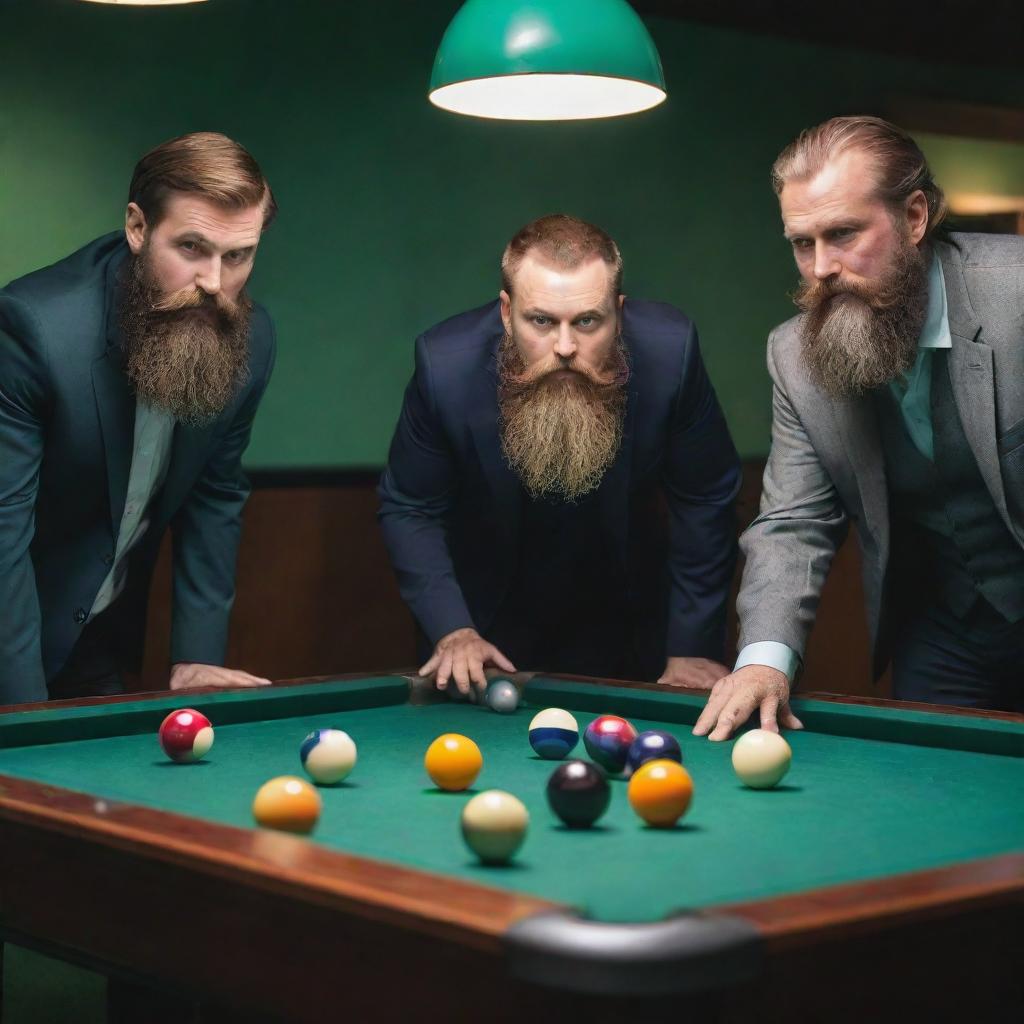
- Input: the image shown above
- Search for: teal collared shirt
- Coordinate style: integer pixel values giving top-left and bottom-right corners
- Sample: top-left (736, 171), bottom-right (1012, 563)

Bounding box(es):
top-left (88, 400), bottom-right (175, 619)
top-left (735, 256), bottom-right (951, 683)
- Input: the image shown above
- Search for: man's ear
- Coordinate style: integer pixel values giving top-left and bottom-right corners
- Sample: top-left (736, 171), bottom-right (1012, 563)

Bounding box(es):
top-left (499, 289), bottom-right (512, 334)
top-left (906, 189), bottom-right (929, 246)
top-left (125, 203), bottom-right (148, 255)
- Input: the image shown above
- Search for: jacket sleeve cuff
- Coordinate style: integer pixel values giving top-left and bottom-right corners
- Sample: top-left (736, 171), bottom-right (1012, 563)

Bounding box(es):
top-left (170, 613), bottom-right (229, 667)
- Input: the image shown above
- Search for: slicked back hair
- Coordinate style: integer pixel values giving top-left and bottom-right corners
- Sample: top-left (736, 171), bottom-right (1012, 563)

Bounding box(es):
top-left (129, 131), bottom-right (277, 230)
top-left (772, 116), bottom-right (947, 240)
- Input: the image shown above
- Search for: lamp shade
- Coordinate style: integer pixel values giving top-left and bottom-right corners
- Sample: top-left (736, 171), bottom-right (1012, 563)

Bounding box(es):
top-left (79, 1), bottom-right (207, 6)
top-left (429, 0), bottom-right (666, 121)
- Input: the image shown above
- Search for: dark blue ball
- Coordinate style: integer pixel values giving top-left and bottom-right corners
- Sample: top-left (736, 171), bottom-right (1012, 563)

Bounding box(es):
top-left (625, 730), bottom-right (682, 777)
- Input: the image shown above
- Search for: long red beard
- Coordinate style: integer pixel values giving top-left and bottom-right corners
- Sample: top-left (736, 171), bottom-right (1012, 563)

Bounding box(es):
top-left (118, 252), bottom-right (252, 424)
top-left (497, 331), bottom-right (629, 500)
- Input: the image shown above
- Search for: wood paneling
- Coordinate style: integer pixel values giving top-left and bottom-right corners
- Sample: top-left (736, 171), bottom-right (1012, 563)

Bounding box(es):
top-left (139, 463), bottom-right (886, 697)
top-left (139, 481), bottom-right (418, 689)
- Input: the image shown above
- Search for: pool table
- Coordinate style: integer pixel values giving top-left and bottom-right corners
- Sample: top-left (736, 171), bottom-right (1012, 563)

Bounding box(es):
top-left (1, 672), bottom-right (1022, 1022)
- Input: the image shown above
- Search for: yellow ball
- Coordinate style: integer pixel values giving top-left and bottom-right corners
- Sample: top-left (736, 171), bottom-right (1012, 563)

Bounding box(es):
top-left (425, 733), bottom-right (483, 791)
top-left (731, 729), bottom-right (792, 789)
top-left (252, 775), bottom-right (322, 834)
top-left (627, 758), bottom-right (694, 827)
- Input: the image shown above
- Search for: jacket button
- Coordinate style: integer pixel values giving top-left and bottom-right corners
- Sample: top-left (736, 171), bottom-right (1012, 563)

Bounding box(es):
top-left (103, 552), bottom-right (114, 566)
top-left (74, 608), bottom-right (87, 624)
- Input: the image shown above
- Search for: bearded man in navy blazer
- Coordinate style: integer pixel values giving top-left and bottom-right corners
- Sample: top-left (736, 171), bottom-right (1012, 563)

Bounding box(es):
top-left (379, 215), bottom-right (741, 693)
top-left (0, 132), bottom-right (277, 705)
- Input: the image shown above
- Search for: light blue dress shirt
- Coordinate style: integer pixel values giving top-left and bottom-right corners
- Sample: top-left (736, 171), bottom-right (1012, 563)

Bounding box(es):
top-left (88, 401), bottom-right (175, 620)
top-left (736, 256), bottom-right (952, 682)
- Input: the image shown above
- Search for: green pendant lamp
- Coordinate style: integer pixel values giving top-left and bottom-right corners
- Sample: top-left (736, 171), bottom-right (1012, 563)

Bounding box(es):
top-left (429, 0), bottom-right (666, 121)
top-left (80, 1), bottom-right (206, 6)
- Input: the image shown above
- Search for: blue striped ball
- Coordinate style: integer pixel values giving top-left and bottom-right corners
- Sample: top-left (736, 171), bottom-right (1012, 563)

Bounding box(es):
top-left (529, 708), bottom-right (579, 760)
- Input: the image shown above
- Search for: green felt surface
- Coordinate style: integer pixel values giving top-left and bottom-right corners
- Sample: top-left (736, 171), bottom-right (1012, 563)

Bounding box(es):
top-left (1, 678), bottom-right (1022, 923)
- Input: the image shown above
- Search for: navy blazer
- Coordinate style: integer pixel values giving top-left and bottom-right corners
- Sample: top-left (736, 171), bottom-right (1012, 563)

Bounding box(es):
top-left (378, 299), bottom-right (741, 672)
top-left (0, 233), bottom-right (276, 703)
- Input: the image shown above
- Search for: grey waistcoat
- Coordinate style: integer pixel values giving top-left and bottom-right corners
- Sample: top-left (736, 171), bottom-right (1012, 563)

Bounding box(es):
top-left (876, 348), bottom-right (1024, 623)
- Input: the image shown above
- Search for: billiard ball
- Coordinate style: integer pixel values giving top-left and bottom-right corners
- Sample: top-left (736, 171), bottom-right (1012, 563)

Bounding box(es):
top-left (252, 776), bottom-right (322, 834)
top-left (627, 759), bottom-right (693, 827)
top-left (732, 729), bottom-right (792, 789)
top-left (546, 759), bottom-right (610, 829)
top-left (300, 728), bottom-right (357, 785)
top-left (425, 733), bottom-right (483, 791)
top-left (485, 678), bottom-right (520, 714)
top-left (528, 708), bottom-right (579, 760)
top-left (625, 729), bottom-right (682, 777)
top-left (583, 715), bottom-right (638, 773)
top-left (158, 708), bottom-right (214, 763)
top-left (460, 790), bottom-right (529, 864)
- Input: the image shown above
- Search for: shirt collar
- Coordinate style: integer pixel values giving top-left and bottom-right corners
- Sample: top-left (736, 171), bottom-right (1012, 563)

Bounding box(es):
top-left (918, 252), bottom-right (952, 350)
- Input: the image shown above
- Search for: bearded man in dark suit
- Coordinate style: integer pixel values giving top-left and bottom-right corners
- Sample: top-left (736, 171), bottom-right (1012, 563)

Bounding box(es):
top-left (0, 132), bottom-right (277, 704)
top-left (380, 215), bottom-right (741, 694)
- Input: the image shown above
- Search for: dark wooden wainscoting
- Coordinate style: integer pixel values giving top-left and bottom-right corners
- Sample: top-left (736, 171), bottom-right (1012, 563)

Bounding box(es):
top-left (139, 463), bottom-right (888, 699)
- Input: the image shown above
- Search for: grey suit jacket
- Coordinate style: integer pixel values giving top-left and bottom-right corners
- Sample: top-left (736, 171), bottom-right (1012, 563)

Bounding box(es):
top-left (736, 233), bottom-right (1024, 678)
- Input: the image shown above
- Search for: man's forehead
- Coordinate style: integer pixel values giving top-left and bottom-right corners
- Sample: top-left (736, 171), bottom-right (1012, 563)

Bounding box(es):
top-left (512, 253), bottom-right (614, 310)
top-left (780, 149), bottom-right (881, 229)
top-left (156, 193), bottom-right (263, 247)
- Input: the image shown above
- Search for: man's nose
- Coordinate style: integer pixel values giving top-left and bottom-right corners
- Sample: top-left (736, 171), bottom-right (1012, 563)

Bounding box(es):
top-left (553, 325), bottom-right (576, 358)
top-left (195, 257), bottom-right (222, 295)
top-left (813, 242), bottom-right (841, 281)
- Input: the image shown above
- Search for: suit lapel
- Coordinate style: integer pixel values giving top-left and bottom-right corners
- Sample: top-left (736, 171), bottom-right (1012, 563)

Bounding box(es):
top-left (939, 244), bottom-right (1011, 528)
top-left (92, 347), bottom-right (135, 535)
top-left (468, 333), bottom-right (523, 549)
top-left (596, 375), bottom-right (636, 576)
top-left (833, 394), bottom-right (889, 560)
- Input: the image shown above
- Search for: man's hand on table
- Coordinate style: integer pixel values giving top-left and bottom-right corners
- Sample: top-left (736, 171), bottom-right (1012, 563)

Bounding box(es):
top-left (656, 656), bottom-right (731, 690)
top-left (170, 663), bottom-right (272, 690)
top-left (692, 664), bottom-right (803, 741)
top-left (419, 627), bottom-right (516, 696)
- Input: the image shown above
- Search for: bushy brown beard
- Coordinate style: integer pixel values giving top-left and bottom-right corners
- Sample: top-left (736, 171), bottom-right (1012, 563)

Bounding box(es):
top-left (497, 330), bottom-right (629, 501)
top-left (118, 249), bottom-right (252, 425)
top-left (794, 235), bottom-right (929, 398)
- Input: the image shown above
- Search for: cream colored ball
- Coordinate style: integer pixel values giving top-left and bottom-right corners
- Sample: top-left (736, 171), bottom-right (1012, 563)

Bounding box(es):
top-left (460, 790), bottom-right (529, 864)
top-left (731, 729), bottom-right (792, 789)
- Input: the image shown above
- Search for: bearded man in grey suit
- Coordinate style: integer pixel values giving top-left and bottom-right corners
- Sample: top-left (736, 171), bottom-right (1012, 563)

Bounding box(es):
top-left (695, 115), bottom-right (1024, 740)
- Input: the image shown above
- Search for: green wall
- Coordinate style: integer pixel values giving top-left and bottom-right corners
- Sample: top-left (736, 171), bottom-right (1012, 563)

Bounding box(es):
top-left (3, 0), bottom-right (1024, 465)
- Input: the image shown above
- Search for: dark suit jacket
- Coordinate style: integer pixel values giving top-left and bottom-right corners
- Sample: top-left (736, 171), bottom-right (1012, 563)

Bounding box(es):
top-left (0, 233), bottom-right (276, 704)
top-left (378, 299), bottom-right (741, 674)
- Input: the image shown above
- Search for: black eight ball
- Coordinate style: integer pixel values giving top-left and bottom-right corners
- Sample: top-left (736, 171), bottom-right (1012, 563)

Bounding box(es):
top-left (546, 759), bottom-right (611, 829)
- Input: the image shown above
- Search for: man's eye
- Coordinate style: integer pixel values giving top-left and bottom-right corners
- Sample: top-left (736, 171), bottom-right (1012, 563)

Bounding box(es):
top-left (791, 239), bottom-right (812, 251)
top-left (226, 251), bottom-right (246, 263)
top-left (180, 241), bottom-right (198, 253)
top-left (533, 316), bottom-right (551, 326)
top-left (577, 317), bottom-right (594, 328)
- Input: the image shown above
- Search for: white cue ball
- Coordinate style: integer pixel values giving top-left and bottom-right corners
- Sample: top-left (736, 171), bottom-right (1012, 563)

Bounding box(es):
top-left (731, 729), bottom-right (792, 789)
top-left (460, 790), bottom-right (529, 864)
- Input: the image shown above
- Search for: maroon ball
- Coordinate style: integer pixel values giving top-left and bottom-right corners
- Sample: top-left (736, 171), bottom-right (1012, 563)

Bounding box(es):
top-left (583, 715), bottom-right (638, 773)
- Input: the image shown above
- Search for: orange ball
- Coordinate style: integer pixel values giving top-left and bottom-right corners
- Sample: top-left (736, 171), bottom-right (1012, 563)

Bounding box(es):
top-left (252, 776), bottom-right (322, 834)
top-left (627, 758), bottom-right (693, 827)
top-left (424, 733), bottom-right (483, 791)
